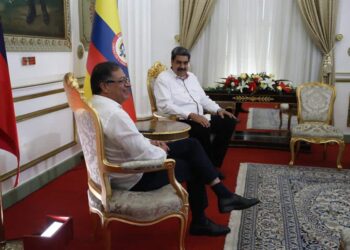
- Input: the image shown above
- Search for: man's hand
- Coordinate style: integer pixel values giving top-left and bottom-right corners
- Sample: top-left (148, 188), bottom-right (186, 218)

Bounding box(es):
top-left (217, 108), bottom-right (237, 119)
top-left (188, 113), bottom-right (210, 127)
top-left (150, 140), bottom-right (170, 153)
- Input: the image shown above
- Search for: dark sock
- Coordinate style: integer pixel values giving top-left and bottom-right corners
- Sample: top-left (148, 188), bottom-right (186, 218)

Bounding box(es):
top-left (212, 182), bottom-right (233, 199)
top-left (191, 212), bottom-right (207, 225)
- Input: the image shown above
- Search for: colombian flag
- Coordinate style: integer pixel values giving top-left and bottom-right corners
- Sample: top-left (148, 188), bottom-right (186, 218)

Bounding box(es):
top-left (0, 21), bottom-right (20, 186)
top-left (84, 0), bottom-right (136, 121)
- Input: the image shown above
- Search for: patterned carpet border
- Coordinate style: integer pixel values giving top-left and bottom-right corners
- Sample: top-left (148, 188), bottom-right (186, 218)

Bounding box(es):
top-left (246, 108), bottom-right (297, 130)
top-left (224, 163), bottom-right (350, 250)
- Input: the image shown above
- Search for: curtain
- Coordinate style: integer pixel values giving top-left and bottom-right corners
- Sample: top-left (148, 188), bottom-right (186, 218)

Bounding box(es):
top-left (297, 0), bottom-right (338, 85)
top-left (190, 0), bottom-right (322, 88)
top-left (179, 0), bottom-right (217, 49)
top-left (119, 0), bottom-right (152, 118)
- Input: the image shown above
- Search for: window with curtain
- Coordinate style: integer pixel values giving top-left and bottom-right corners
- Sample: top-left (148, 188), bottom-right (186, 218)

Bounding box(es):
top-left (190, 0), bottom-right (322, 88)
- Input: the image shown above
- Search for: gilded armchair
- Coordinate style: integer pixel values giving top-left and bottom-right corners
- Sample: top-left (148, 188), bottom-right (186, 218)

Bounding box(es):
top-left (289, 82), bottom-right (345, 169)
top-left (147, 62), bottom-right (178, 120)
top-left (63, 73), bottom-right (189, 249)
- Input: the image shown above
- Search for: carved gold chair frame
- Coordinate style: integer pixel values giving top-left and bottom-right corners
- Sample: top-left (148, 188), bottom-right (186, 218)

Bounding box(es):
top-left (289, 82), bottom-right (345, 169)
top-left (147, 62), bottom-right (178, 120)
top-left (64, 73), bottom-right (189, 249)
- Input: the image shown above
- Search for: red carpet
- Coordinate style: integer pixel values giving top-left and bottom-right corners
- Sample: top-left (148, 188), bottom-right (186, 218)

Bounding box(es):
top-left (4, 103), bottom-right (349, 249)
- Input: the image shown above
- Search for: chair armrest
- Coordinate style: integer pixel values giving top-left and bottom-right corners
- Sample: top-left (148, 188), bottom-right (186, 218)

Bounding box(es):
top-left (103, 158), bottom-right (173, 174)
top-left (120, 159), bottom-right (167, 172)
top-left (120, 159), bottom-right (186, 199)
top-left (103, 158), bottom-right (188, 207)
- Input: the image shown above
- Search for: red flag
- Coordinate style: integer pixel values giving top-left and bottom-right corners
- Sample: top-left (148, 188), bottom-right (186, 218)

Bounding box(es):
top-left (0, 21), bottom-right (20, 186)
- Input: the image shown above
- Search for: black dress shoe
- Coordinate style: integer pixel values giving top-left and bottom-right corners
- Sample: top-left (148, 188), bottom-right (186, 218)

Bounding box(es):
top-left (219, 194), bottom-right (260, 213)
top-left (190, 218), bottom-right (231, 236)
top-left (217, 171), bottom-right (225, 180)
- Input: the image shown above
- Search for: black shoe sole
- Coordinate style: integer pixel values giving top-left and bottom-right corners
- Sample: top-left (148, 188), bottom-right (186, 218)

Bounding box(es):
top-left (219, 199), bottom-right (260, 213)
top-left (218, 173), bottom-right (225, 180)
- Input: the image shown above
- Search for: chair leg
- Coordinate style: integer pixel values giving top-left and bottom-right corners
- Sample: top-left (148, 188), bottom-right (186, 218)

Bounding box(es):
top-left (287, 113), bottom-right (292, 131)
top-left (279, 109), bottom-right (283, 129)
top-left (289, 138), bottom-right (296, 166)
top-left (178, 215), bottom-right (188, 250)
top-left (102, 224), bottom-right (111, 250)
top-left (323, 143), bottom-right (328, 160)
top-left (336, 140), bottom-right (345, 169)
top-left (296, 141), bottom-right (301, 156)
top-left (90, 213), bottom-right (101, 240)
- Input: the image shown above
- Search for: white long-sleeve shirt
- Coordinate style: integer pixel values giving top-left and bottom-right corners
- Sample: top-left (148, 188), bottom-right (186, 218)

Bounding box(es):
top-left (153, 69), bottom-right (220, 119)
top-left (91, 95), bottom-right (166, 190)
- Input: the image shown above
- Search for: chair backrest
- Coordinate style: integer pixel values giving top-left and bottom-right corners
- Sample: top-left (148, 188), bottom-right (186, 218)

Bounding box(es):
top-left (147, 62), bottom-right (167, 114)
top-left (63, 73), bottom-right (111, 206)
top-left (297, 82), bottom-right (335, 124)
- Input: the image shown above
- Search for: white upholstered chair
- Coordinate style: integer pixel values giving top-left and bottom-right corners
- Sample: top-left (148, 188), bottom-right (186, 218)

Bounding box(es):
top-left (289, 82), bottom-right (345, 169)
top-left (63, 73), bottom-right (189, 250)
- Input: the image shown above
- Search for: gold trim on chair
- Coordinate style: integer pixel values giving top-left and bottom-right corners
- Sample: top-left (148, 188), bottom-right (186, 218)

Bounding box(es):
top-left (289, 82), bottom-right (345, 169)
top-left (147, 62), bottom-right (177, 120)
top-left (147, 62), bottom-right (167, 114)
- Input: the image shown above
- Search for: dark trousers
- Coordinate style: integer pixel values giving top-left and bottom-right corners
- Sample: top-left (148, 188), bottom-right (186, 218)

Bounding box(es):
top-left (131, 138), bottom-right (218, 217)
top-left (234, 103), bottom-right (242, 117)
top-left (182, 115), bottom-right (236, 167)
top-left (28, 0), bottom-right (48, 14)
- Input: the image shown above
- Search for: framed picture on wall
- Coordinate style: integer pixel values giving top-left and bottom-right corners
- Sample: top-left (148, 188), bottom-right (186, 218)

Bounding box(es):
top-left (0, 0), bottom-right (71, 51)
top-left (79, 0), bottom-right (95, 50)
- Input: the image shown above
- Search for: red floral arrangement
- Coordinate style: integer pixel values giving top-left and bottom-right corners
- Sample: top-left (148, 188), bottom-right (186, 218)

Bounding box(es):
top-left (220, 72), bottom-right (295, 94)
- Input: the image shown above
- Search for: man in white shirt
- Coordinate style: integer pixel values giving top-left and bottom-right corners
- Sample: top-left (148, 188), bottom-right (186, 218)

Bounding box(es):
top-left (90, 62), bottom-right (259, 236)
top-left (154, 47), bottom-right (237, 171)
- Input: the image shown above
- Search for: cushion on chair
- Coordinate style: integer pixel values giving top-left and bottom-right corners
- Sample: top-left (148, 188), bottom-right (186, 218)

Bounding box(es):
top-left (292, 123), bottom-right (343, 139)
top-left (300, 86), bottom-right (333, 122)
top-left (88, 184), bottom-right (183, 221)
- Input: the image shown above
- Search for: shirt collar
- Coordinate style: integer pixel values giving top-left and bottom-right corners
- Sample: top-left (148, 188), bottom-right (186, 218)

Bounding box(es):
top-left (170, 68), bottom-right (189, 80)
top-left (92, 95), bottom-right (122, 108)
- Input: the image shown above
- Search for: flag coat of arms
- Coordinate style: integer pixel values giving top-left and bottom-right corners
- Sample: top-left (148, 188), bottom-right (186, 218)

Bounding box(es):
top-left (84, 0), bottom-right (136, 121)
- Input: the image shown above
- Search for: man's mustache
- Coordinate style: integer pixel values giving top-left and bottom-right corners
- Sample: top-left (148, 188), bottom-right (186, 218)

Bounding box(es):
top-left (177, 68), bottom-right (186, 71)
